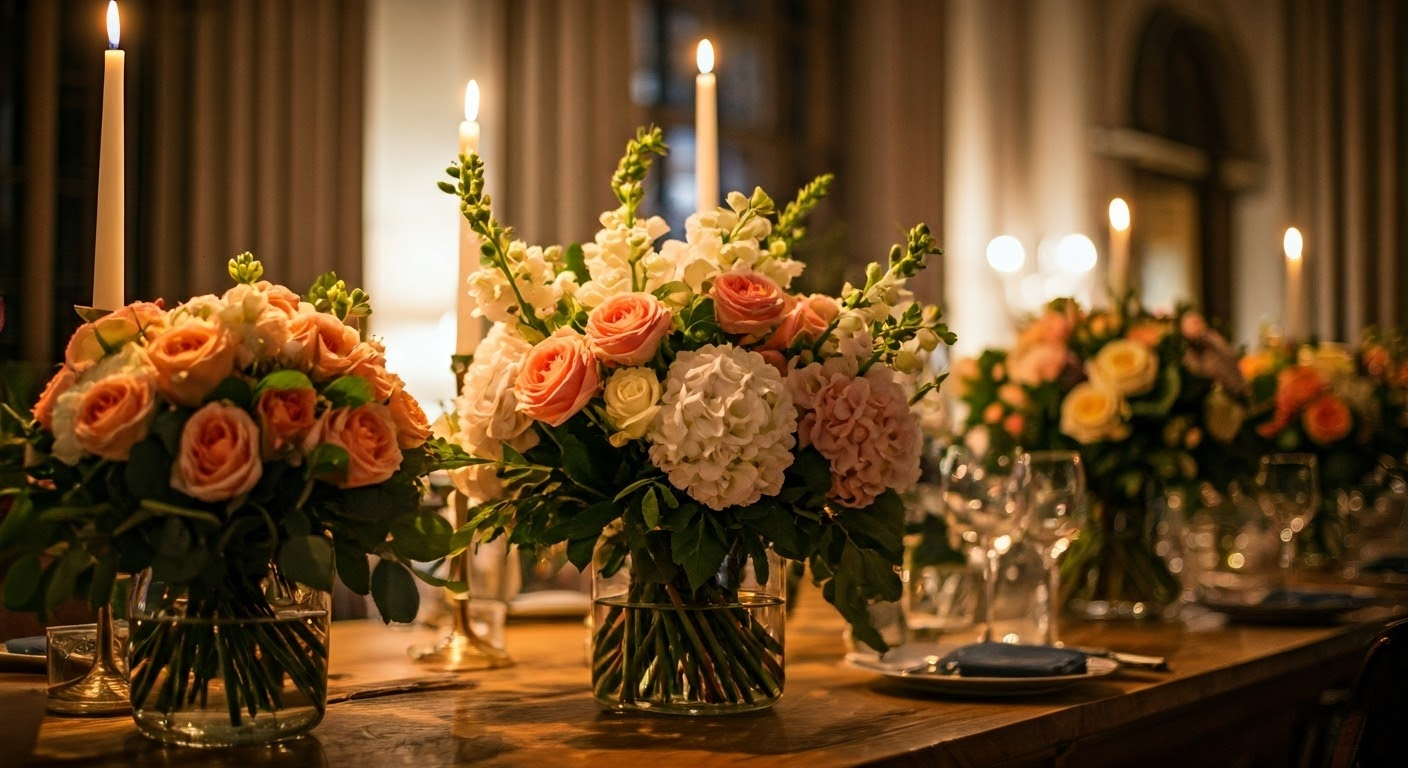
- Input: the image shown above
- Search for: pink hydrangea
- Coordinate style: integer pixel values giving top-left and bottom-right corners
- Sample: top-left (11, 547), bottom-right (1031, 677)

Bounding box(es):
top-left (790, 363), bottom-right (921, 509)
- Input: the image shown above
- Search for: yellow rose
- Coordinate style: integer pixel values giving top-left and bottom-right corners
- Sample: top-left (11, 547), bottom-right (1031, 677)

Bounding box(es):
top-left (603, 368), bottom-right (662, 447)
top-left (1088, 339), bottom-right (1159, 397)
top-left (1059, 381), bottom-right (1130, 444)
top-left (1300, 343), bottom-right (1354, 382)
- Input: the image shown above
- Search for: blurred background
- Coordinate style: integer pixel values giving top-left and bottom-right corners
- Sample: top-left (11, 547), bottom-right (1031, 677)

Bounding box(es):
top-left (1, 0), bottom-right (1404, 415)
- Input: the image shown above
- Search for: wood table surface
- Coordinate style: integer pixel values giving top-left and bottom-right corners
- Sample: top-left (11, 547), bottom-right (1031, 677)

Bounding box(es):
top-left (15, 586), bottom-right (1406, 768)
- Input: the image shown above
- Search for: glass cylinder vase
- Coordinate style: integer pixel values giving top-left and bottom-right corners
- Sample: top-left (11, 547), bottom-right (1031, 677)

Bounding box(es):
top-left (126, 567), bottom-right (330, 747)
top-left (1061, 499), bottom-right (1181, 620)
top-left (590, 547), bottom-right (785, 715)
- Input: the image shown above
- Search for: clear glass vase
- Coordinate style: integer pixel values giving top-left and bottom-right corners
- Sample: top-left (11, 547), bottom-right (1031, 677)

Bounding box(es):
top-left (126, 568), bottom-right (330, 747)
top-left (590, 547), bottom-right (785, 715)
top-left (1061, 499), bottom-right (1181, 620)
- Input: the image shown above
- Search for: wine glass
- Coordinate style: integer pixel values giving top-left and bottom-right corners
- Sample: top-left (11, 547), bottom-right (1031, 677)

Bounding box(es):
top-left (1254, 453), bottom-right (1319, 586)
top-left (940, 445), bottom-right (1031, 643)
top-left (1023, 451), bottom-right (1087, 646)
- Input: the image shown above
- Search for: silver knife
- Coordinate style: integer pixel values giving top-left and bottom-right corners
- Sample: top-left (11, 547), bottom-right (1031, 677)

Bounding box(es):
top-left (1065, 645), bottom-right (1170, 671)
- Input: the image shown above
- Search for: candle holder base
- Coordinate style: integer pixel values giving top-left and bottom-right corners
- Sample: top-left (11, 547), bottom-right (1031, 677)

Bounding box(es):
top-left (408, 630), bottom-right (513, 672)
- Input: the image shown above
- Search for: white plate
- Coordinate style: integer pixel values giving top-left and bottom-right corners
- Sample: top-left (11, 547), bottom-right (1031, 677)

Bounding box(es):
top-left (1197, 588), bottom-right (1378, 625)
top-left (846, 643), bottom-right (1119, 697)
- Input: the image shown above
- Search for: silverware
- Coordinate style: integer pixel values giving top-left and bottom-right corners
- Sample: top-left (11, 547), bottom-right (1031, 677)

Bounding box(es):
top-left (1064, 645), bottom-right (1169, 672)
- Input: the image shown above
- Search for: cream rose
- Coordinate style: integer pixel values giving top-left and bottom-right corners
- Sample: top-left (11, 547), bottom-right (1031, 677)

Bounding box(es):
top-left (146, 318), bottom-right (239, 407)
top-left (172, 402), bottom-right (263, 502)
top-left (1059, 381), bottom-right (1130, 444)
top-left (603, 368), bottom-right (662, 447)
top-left (73, 372), bottom-right (157, 461)
top-left (1088, 339), bottom-right (1159, 397)
top-left (306, 404), bottom-right (404, 488)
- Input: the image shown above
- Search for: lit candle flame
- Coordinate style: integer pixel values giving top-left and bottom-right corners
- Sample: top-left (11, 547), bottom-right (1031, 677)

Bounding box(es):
top-left (464, 80), bottom-right (480, 123)
top-left (1284, 227), bottom-right (1303, 262)
top-left (1108, 198), bottom-right (1130, 232)
top-left (107, 0), bottom-right (120, 48)
top-left (697, 39), bottom-right (714, 75)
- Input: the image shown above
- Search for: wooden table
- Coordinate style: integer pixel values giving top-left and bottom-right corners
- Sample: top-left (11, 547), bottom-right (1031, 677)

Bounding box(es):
top-left (17, 591), bottom-right (1404, 768)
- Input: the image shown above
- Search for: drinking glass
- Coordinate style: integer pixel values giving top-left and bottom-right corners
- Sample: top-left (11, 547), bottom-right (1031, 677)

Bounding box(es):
top-left (940, 446), bottom-right (1031, 642)
top-left (1254, 453), bottom-right (1319, 584)
top-left (1023, 451), bottom-right (1087, 646)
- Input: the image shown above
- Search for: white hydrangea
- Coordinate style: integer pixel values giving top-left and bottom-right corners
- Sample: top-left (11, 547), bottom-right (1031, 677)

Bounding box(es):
top-left (575, 208), bottom-right (674, 308)
top-left (466, 241), bottom-right (576, 324)
top-left (647, 345), bottom-right (797, 511)
top-left (449, 323), bottom-right (540, 505)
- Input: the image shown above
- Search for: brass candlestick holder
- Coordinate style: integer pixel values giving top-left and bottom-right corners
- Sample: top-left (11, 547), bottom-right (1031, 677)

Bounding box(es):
top-left (46, 604), bottom-right (131, 715)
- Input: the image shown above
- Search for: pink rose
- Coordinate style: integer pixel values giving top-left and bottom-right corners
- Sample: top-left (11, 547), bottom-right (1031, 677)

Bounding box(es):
top-left (288, 309), bottom-right (361, 380)
top-left (1008, 341), bottom-right (1069, 385)
top-left (387, 383), bottom-right (432, 449)
top-left (32, 366), bottom-right (77, 431)
top-left (764, 294), bottom-right (839, 351)
top-left (73, 373), bottom-right (157, 461)
top-left (514, 330), bottom-right (601, 427)
top-left (172, 402), bottom-right (263, 502)
top-left (305, 404), bottom-right (403, 488)
top-left (65, 301), bottom-right (169, 372)
top-left (146, 318), bottom-right (239, 407)
top-left (255, 386), bottom-right (317, 459)
top-left (585, 293), bottom-right (673, 366)
top-left (710, 271), bottom-right (788, 338)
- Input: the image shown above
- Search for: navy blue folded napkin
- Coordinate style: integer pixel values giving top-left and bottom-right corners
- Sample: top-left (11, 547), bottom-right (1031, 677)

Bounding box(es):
top-left (1361, 555), bottom-right (1408, 575)
top-left (1259, 589), bottom-right (1359, 609)
top-left (937, 642), bottom-right (1087, 678)
top-left (3, 637), bottom-right (45, 656)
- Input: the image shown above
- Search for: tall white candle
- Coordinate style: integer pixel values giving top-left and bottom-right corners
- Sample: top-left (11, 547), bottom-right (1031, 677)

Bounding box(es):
top-left (1108, 198), bottom-right (1130, 299)
top-left (456, 80), bottom-right (483, 357)
top-left (94, 0), bottom-right (124, 311)
top-left (1284, 227), bottom-right (1305, 339)
top-left (695, 39), bottom-right (718, 216)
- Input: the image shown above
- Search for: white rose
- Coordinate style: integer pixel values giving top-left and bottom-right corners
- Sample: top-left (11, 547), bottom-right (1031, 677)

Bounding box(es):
top-left (604, 368), bottom-right (662, 447)
top-left (454, 324), bottom-right (538, 461)
top-left (1088, 339), bottom-right (1159, 397)
top-left (1059, 381), bottom-right (1131, 444)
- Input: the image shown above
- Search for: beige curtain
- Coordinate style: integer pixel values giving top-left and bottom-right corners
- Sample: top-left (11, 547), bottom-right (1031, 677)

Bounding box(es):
top-left (139, 0), bottom-right (366, 303)
top-left (1286, 0), bottom-right (1406, 339)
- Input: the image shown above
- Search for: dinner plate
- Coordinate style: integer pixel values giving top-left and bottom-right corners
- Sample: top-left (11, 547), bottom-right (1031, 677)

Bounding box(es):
top-left (846, 643), bottom-right (1119, 697)
top-left (1198, 588), bottom-right (1379, 625)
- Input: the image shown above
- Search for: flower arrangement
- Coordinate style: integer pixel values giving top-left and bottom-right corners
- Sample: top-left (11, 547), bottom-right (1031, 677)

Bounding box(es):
top-left (953, 297), bottom-right (1251, 614)
top-left (442, 126), bottom-right (952, 711)
top-left (0, 256), bottom-right (467, 739)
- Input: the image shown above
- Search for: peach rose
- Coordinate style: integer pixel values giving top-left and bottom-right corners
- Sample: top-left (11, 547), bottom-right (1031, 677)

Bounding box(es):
top-left (256, 386), bottom-right (317, 459)
top-left (1126, 321), bottom-right (1172, 348)
top-left (764, 294), bottom-right (840, 351)
top-left (759, 349), bottom-right (788, 376)
top-left (1008, 341), bottom-right (1069, 385)
top-left (1363, 345), bottom-right (1390, 378)
top-left (172, 402), bottom-right (263, 502)
top-left (710, 271), bottom-right (788, 338)
top-left (254, 281), bottom-right (302, 316)
top-left (982, 402), bottom-right (1004, 424)
top-left (65, 301), bottom-right (169, 372)
top-left (387, 384), bottom-right (432, 449)
top-left (1302, 394), bottom-right (1352, 445)
top-left (288, 308), bottom-right (361, 380)
top-left (514, 330), bottom-right (601, 427)
top-left (306, 404), bottom-right (404, 488)
top-left (32, 366), bottom-right (76, 431)
top-left (1016, 310), bottom-right (1073, 348)
top-left (1002, 412), bottom-right (1026, 438)
top-left (585, 293), bottom-right (673, 366)
top-left (72, 372), bottom-right (156, 461)
top-left (343, 341), bottom-right (396, 400)
top-left (146, 318), bottom-right (238, 407)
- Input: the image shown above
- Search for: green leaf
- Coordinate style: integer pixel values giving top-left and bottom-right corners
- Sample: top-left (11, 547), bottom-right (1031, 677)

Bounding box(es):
top-left (278, 535), bottom-right (336, 592)
top-left (566, 535), bottom-right (598, 571)
top-left (203, 375), bottom-right (253, 409)
top-left (371, 559), bottom-right (421, 624)
top-left (562, 243), bottom-right (589, 283)
top-left (3, 554), bottom-right (43, 610)
top-left (390, 513), bottom-right (454, 562)
top-left (838, 490), bottom-right (905, 558)
top-left (641, 488), bottom-right (661, 530)
top-left (323, 375), bottom-right (374, 408)
top-left (307, 443), bottom-right (350, 479)
top-left (333, 541), bottom-right (371, 595)
top-left (44, 544), bottom-right (90, 611)
top-left (548, 500), bottom-right (619, 540)
top-left (124, 438), bottom-right (174, 501)
top-left (670, 511), bottom-right (728, 591)
top-left (255, 369), bottom-right (313, 395)
top-left (150, 408), bottom-right (187, 455)
top-left (86, 556), bottom-right (118, 612)
top-left (408, 565), bottom-right (466, 593)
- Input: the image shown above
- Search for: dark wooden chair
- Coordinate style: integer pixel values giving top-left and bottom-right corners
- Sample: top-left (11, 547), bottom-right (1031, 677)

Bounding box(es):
top-left (1327, 617), bottom-right (1408, 768)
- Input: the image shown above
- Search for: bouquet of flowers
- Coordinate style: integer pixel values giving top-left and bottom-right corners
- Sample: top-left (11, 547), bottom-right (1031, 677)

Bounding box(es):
top-left (953, 298), bottom-right (1251, 614)
top-left (442, 126), bottom-right (952, 712)
top-left (0, 256), bottom-right (466, 741)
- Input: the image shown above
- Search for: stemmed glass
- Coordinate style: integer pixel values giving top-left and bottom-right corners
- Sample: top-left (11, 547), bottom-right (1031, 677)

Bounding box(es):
top-left (1023, 451), bottom-right (1087, 646)
top-left (1255, 453), bottom-right (1320, 586)
top-left (940, 446), bottom-right (1031, 643)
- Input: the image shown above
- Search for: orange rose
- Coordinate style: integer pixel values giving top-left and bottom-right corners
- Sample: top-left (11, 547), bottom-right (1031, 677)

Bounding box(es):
top-left (146, 318), bottom-right (238, 407)
top-left (763, 294), bottom-right (839, 351)
top-left (32, 366), bottom-right (76, 431)
top-left (255, 386), bottom-right (317, 459)
top-left (306, 404), bottom-right (403, 488)
top-left (64, 301), bottom-right (169, 372)
top-left (514, 330), bottom-right (601, 427)
top-left (173, 402), bottom-right (263, 501)
top-left (343, 341), bottom-right (396, 400)
top-left (710, 271), bottom-right (788, 338)
top-left (73, 373), bottom-right (156, 461)
top-left (253, 281), bottom-right (303, 316)
top-left (1126, 321), bottom-right (1171, 347)
top-left (1274, 366), bottom-right (1326, 419)
top-left (288, 309), bottom-right (361, 380)
top-left (1302, 394), bottom-right (1352, 445)
top-left (1002, 412), bottom-right (1025, 438)
top-left (387, 383), bottom-right (431, 449)
top-left (585, 293), bottom-right (673, 366)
